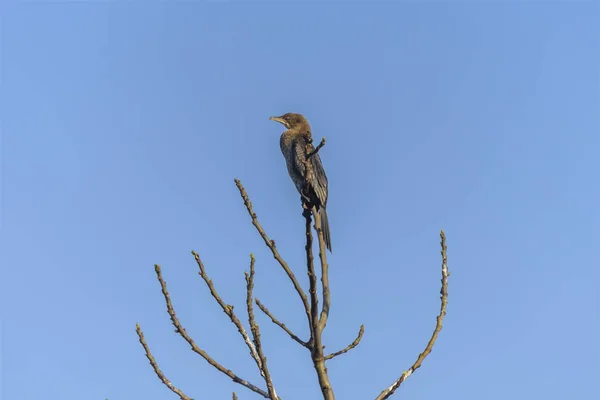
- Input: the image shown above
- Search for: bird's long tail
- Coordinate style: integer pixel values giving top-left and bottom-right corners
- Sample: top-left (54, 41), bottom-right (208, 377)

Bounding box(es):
top-left (318, 206), bottom-right (332, 253)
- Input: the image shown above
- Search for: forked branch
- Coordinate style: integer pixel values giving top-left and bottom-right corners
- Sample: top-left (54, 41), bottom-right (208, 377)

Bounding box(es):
top-left (374, 230), bottom-right (450, 400)
top-left (139, 171), bottom-right (450, 400)
top-left (235, 179), bottom-right (313, 336)
top-left (304, 209), bottom-right (335, 400)
top-left (151, 264), bottom-right (270, 398)
top-left (301, 140), bottom-right (337, 400)
top-left (307, 137), bottom-right (326, 159)
top-left (192, 251), bottom-right (273, 389)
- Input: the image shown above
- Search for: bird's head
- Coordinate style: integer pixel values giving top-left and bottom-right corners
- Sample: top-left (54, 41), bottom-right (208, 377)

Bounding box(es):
top-left (269, 113), bottom-right (309, 130)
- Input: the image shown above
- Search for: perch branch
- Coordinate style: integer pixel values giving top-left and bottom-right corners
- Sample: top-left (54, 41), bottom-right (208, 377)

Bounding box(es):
top-left (299, 139), bottom-right (335, 399)
top-left (234, 179), bottom-right (313, 336)
top-left (245, 254), bottom-right (278, 400)
top-left (301, 139), bottom-right (332, 334)
top-left (304, 209), bottom-right (320, 345)
top-left (153, 264), bottom-right (270, 398)
top-left (304, 209), bottom-right (335, 400)
top-left (307, 137), bottom-right (326, 159)
top-left (233, 393), bottom-right (238, 400)
top-left (324, 325), bottom-right (364, 361)
top-left (255, 299), bottom-right (309, 348)
top-left (374, 230), bottom-right (450, 400)
top-left (136, 324), bottom-right (192, 400)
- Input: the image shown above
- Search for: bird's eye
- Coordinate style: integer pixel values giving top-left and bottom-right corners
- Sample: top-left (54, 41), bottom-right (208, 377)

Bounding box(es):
top-left (284, 115), bottom-right (290, 120)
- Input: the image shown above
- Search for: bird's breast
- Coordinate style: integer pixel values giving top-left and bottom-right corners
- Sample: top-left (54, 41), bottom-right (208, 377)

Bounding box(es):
top-left (280, 132), bottom-right (306, 194)
top-left (279, 131), bottom-right (294, 152)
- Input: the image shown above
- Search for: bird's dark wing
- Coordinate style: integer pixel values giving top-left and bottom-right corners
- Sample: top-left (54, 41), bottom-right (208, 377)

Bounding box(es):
top-left (292, 139), bottom-right (328, 207)
top-left (309, 150), bottom-right (328, 207)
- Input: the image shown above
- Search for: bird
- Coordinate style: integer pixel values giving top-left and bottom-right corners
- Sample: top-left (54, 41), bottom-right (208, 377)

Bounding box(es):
top-left (269, 113), bottom-right (332, 252)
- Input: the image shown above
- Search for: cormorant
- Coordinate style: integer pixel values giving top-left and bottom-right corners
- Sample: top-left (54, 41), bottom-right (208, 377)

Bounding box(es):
top-left (269, 113), bottom-right (332, 252)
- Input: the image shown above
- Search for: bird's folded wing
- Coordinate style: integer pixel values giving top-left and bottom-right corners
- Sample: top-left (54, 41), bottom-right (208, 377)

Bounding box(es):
top-left (294, 140), bottom-right (328, 207)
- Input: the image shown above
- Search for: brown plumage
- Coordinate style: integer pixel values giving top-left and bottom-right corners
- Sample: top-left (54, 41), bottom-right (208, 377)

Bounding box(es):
top-left (269, 113), bottom-right (332, 252)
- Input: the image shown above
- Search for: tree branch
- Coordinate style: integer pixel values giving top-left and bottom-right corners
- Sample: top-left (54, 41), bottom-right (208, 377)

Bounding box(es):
top-left (299, 139), bottom-right (336, 400)
top-left (307, 137), bottom-right (326, 159)
top-left (255, 299), bottom-right (309, 349)
top-left (234, 179), bottom-right (313, 336)
top-left (245, 254), bottom-right (278, 400)
top-left (153, 264), bottom-right (270, 398)
top-left (304, 209), bottom-right (335, 400)
top-left (140, 130), bottom-right (450, 400)
top-left (301, 139), bottom-right (332, 334)
top-left (374, 230), bottom-right (450, 400)
top-left (324, 325), bottom-right (364, 361)
top-left (135, 324), bottom-right (192, 400)
top-left (304, 209), bottom-right (320, 347)
top-left (193, 252), bottom-right (269, 383)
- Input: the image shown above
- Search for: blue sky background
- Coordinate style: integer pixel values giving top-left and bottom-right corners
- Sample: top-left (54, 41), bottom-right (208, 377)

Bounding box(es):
top-left (1, 1), bottom-right (598, 399)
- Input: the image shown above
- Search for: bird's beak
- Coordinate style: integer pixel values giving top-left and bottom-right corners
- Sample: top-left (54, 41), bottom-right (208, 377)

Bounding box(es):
top-left (269, 116), bottom-right (289, 128)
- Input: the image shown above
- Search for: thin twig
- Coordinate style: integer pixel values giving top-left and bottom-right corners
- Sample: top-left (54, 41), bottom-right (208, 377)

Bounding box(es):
top-left (153, 264), bottom-right (270, 398)
top-left (135, 324), bottom-right (192, 400)
top-left (374, 230), bottom-right (450, 400)
top-left (192, 251), bottom-right (267, 381)
top-left (234, 179), bottom-right (313, 336)
top-left (233, 393), bottom-right (238, 400)
top-left (324, 325), bottom-right (364, 361)
top-left (255, 299), bottom-right (309, 348)
top-left (307, 137), bottom-right (326, 159)
top-left (245, 254), bottom-right (278, 400)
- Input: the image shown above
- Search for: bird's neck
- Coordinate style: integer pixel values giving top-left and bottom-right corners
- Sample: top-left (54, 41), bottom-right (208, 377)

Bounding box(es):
top-left (291, 123), bottom-right (311, 138)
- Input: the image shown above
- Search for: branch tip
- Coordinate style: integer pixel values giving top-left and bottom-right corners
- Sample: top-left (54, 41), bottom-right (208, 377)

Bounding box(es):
top-left (135, 323), bottom-right (192, 400)
top-left (307, 137), bottom-right (326, 159)
top-left (324, 324), bottom-right (365, 361)
top-left (154, 259), bottom-right (270, 398)
top-left (245, 255), bottom-right (278, 399)
top-left (234, 179), bottom-right (313, 340)
top-left (374, 232), bottom-right (450, 400)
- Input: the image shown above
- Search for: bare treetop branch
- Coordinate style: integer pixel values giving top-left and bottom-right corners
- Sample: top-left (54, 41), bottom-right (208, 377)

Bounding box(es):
top-left (303, 209), bottom-right (335, 400)
top-left (245, 254), bottom-right (279, 400)
top-left (304, 209), bottom-right (320, 348)
top-left (374, 230), bottom-right (450, 400)
top-left (192, 251), bottom-right (266, 380)
top-left (324, 325), bottom-right (365, 361)
top-left (153, 264), bottom-right (270, 398)
top-left (136, 324), bottom-right (192, 400)
top-left (307, 137), bottom-right (326, 159)
top-left (234, 179), bottom-right (313, 332)
top-left (139, 125), bottom-right (451, 400)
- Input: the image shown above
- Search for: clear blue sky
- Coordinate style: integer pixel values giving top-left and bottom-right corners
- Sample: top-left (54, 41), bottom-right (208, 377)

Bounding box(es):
top-left (1, 1), bottom-right (598, 399)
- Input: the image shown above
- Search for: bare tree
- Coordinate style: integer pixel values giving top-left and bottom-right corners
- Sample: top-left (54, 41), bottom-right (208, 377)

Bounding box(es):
top-left (136, 139), bottom-right (450, 399)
